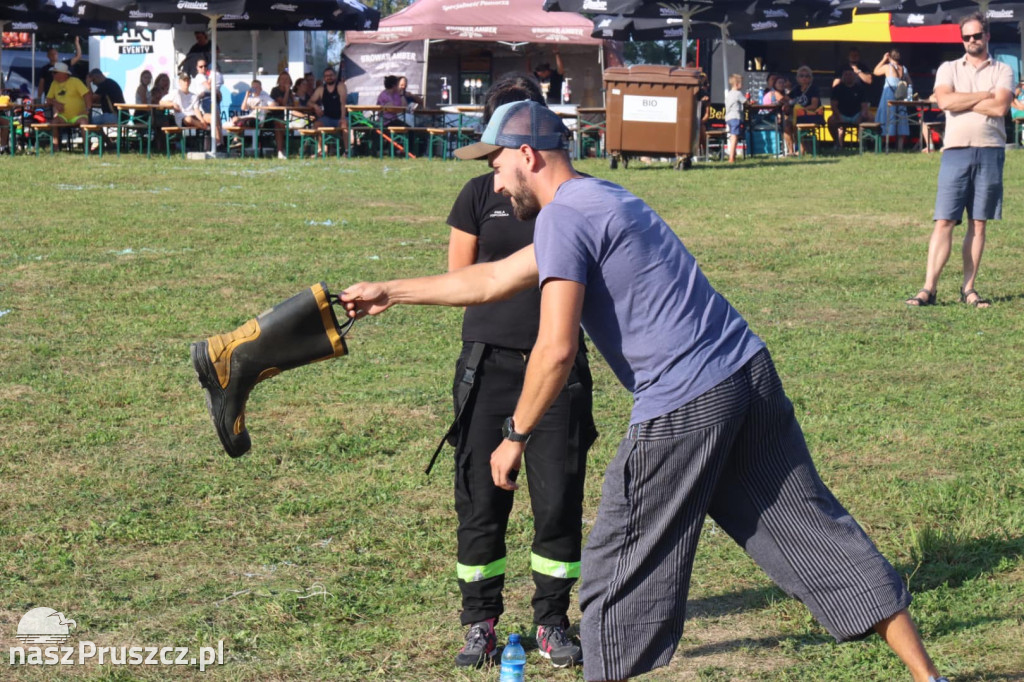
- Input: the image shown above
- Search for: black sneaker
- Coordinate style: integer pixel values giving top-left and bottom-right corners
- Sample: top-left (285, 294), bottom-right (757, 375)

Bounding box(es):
top-left (454, 619), bottom-right (497, 668)
top-left (536, 617), bottom-right (582, 668)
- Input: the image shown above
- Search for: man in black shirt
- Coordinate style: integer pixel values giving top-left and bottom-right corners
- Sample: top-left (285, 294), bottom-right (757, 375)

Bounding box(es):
top-left (87, 69), bottom-right (125, 125)
top-left (38, 38), bottom-right (82, 101)
top-left (531, 48), bottom-right (566, 104)
top-left (182, 31), bottom-right (212, 77)
top-left (833, 46), bottom-right (873, 87)
top-left (309, 66), bottom-right (347, 155)
top-left (827, 67), bottom-right (870, 150)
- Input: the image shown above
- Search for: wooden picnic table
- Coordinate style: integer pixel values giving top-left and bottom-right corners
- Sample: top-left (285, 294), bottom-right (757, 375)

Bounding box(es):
top-left (114, 102), bottom-right (168, 158)
top-left (255, 104), bottom-right (314, 157)
top-left (346, 105), bottom-right (411, 158)
top-left (744, 101), bottom-right (786, 157)
top-left (885, 99), bottom-right (935, 152)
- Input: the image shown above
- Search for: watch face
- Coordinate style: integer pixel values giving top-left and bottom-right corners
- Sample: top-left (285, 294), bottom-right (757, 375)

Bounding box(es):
top-left (502, 417), bottom-right (528, 442)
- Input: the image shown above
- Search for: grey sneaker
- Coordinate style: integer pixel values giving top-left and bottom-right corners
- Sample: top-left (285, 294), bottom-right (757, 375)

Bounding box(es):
top-left (536, 617), bottom-right (582, 668)
top-left (454, 619), bottom-right (496, 668)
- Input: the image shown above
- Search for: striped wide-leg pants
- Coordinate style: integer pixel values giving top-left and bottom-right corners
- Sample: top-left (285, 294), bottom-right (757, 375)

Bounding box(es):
top-left (578, 348), bottom-right (910, 681)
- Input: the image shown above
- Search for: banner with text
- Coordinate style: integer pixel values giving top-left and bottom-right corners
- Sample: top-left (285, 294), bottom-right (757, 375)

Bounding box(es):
top-left (342, 41), bottom-right (424, 107)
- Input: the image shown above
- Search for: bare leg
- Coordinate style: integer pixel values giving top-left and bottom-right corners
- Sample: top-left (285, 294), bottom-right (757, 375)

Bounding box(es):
top-left (274, 121), bottom-right (285, 154)
top-left (961, 219), bottom-right (989, 307)
top-left (873, 610), bottom-right (941, 682)
top-left (906, 219), bottom-right (954, 305)
top-left (922, 219), bottom-right (955, 292)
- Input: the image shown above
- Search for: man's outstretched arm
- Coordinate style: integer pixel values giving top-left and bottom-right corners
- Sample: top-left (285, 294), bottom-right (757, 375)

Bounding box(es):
top-left (340, 244), bottom-right (538, 317)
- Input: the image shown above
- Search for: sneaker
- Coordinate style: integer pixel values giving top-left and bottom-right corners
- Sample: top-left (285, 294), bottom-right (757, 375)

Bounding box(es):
top-left (536, 617), bottom-right (582, 668)
top-left (277, 151), bottom-right (287, 160)
top-left (454, 619), bottom-right (496, 668)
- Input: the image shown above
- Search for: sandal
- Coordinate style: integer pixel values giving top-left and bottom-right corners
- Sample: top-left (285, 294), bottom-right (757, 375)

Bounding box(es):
top-left (905, 288), bottom-right (936, 307)
top-left (959, 287), bottom-right (991, 308)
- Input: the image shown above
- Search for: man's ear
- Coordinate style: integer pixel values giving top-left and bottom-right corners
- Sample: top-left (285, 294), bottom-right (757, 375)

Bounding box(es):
top-left (519, 144), bottom-right (540, 170)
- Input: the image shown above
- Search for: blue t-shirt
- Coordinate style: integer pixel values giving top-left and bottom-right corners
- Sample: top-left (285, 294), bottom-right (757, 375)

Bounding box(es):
top-left (534, 177), bottom-right (765, 425)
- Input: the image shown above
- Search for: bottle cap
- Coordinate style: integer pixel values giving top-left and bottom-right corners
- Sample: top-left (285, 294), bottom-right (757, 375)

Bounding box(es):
top-left (508, 633), bottom-right (520, 644)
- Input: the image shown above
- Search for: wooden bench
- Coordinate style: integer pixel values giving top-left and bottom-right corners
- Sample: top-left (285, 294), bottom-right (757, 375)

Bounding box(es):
top-left (424, 127), bottom-right (461, 159)
top-left (223, 125), bottom-right (250, 157)
top-left (857, 121), bottom-right (882, 154)
top-left (161, 125), bottom-right (206, 157)
top-left (795, 123), bottom-right (819, 157)
top-left (116, 122), bottom-right (152, 156)
top-left (381, 126), bottom-right (432, 158)
top-left (79, 124), bottom-right (106, 157)
top-left (297, 127), bottom-right (345, 158)
top-left (31, 122), bottom-right (78, 154)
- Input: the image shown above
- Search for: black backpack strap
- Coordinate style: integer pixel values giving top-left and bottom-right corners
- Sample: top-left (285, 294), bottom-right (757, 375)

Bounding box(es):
top-left (425, 342), bottom-right (487, 475)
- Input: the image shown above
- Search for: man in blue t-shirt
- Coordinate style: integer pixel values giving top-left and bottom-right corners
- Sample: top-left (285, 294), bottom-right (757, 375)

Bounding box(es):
top-left (340, 101), bottom-right (947, 682)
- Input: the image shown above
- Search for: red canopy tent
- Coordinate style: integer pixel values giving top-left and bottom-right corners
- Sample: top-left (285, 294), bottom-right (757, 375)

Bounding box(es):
top-left (343, 0), bottom-right (616, 107)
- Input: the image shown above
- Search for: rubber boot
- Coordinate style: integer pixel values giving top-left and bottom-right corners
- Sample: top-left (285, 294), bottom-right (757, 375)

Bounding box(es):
top-left (190, 282), bottom-right (352, 458)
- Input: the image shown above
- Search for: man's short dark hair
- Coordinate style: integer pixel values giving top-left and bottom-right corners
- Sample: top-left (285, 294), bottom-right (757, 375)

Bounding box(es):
top-left (483, 73), bottom-right (546, 124)
top-left (959, 10), bottom-right (989, 33)
top-left (535, 63), bottom-right (551, 73)
top-left (383, 74), bottom-right (399, 90)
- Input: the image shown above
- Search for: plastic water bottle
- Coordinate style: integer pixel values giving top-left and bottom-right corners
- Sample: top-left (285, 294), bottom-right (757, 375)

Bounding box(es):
top-left (906, 82), bottom-right (914, 100)
top-left (499, 633), bottom-right (526, 682)
top-left (757, 87), bottom-right (764, 103)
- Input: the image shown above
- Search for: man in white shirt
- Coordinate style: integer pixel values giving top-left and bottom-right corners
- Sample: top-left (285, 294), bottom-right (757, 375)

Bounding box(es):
top-left (161, 73), bottom-right (204, 129)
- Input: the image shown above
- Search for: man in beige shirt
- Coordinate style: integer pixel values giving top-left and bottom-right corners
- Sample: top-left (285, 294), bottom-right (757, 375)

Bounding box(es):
top-left (906, 12), bottom-right (1012, 308)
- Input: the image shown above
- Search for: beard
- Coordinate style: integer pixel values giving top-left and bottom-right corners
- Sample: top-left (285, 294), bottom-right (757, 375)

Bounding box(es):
top-left (505, 168), bottom-right (542, 220)
top-left (965, 40), bottom-right (986, 57)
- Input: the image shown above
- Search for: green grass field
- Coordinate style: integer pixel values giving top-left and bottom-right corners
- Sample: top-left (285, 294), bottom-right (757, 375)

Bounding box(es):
top-left (1, 151), bottom-right (1022, 681)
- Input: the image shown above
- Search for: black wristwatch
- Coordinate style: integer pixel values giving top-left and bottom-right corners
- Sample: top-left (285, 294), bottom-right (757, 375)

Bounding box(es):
top-left (502, 417), bottom-right (531, 444)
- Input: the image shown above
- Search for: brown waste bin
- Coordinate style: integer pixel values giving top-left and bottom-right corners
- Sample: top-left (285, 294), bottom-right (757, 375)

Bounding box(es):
top-left (603, 65), bottom-right (701, 170)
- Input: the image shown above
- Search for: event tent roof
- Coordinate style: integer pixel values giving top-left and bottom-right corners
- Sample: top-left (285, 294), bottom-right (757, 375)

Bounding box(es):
top-left (345, 0), bottom-right (603, 45)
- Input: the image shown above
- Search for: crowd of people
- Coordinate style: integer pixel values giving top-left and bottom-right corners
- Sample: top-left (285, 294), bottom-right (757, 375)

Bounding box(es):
top-left (705, 45), bottom-right (951, 159)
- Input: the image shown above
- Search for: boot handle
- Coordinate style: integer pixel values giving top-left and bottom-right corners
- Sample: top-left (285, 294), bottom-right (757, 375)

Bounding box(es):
top-left (329, 294), bottom-right (356, 337)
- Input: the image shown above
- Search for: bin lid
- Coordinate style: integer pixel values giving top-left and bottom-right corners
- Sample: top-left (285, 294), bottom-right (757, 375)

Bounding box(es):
top-left (603, 65), bottom-right (700, 86)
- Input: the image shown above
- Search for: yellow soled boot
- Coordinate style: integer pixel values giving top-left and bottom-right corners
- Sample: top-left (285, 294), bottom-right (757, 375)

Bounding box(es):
top-left (190, 282), bottom-right (351, 457)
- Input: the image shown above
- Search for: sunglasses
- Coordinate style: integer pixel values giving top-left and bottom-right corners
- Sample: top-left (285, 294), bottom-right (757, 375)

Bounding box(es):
top-left (961, 31), bottom-right (985, 42)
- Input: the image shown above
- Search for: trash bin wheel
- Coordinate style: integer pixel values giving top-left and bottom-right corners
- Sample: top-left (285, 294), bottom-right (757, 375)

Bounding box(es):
top-left (674, 156), bottom-right (693, 171)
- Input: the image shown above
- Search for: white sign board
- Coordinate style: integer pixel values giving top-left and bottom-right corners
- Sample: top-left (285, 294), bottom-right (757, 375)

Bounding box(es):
top-left (622, 94), bottom-right (677, 124)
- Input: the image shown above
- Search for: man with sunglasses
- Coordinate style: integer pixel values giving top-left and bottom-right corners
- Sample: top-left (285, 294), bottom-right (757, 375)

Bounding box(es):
top-left (906, 12), bottom-right (1012, 309)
